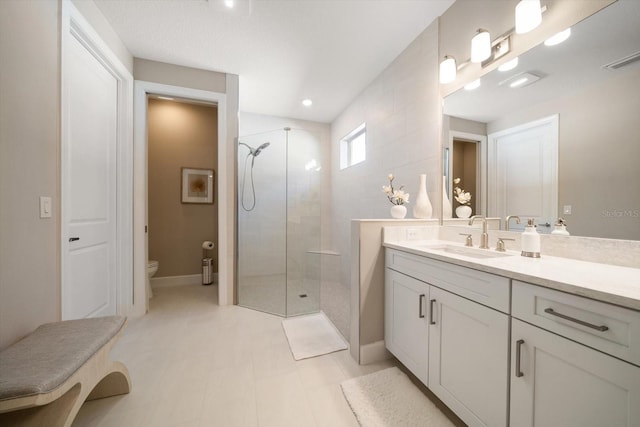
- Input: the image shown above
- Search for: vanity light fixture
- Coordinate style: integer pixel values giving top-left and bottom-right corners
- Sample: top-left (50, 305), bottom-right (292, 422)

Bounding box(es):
top-left (498, 57), bottom-right (519, 72)
top-left (439, 56), bottom-right (457, 84)
top-left (515, 0), bottom-right (542, 34)
top-left (544, 28), bottom-right (571, 46)
top-left (464, 79), bottom-right (481, 91)
top-left (302, 99), bottom-right (313, 107)
top-left (471, 29), bottom-right (491, 63)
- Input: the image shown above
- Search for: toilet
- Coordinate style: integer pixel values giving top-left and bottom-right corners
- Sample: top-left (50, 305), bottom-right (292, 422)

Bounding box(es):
top-left (147, 260), bottom-right (159, 298)
top-left (147, 260), bottom-right (159, 278)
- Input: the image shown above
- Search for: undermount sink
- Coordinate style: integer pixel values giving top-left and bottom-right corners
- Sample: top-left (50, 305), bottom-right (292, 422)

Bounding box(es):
top-left (418, 244), bottom-right (515, 259)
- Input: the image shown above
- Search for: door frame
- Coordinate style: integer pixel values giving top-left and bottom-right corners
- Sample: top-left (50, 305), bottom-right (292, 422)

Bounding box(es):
top-left (446, 130), bottom-right (487, 216)
top-left (61, 0), bottom-right (134, 319)
top-left (132, 81), bottom-right (228, 315)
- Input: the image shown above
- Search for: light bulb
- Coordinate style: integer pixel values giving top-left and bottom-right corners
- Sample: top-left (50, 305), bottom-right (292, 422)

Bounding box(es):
top-left (515, 0), bottom-right (542, 34)
top-left (471, 30), bottom-right (491, 63)
top-left (498, 57), bottom-right (519, 72)
top-left (545, 28), bottom-right (571, 46)
top-left (464, 79), bottom-right (481, 91)
top-left (439, 56), bottom-right (457, 84)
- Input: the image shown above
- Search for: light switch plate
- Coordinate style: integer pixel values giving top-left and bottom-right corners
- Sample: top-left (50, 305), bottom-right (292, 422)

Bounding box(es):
top-left (40, 196), bottom-right (52, 218)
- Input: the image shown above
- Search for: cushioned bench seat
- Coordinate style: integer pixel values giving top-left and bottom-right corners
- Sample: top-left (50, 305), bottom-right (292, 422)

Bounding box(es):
top-left (0, 316), bottom-right (131, 427)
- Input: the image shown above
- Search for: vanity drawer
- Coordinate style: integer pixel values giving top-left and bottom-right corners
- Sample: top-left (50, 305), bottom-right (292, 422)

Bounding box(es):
top-left (512, 280), bottom-right (640, 366)
top-left (385, 249), bottom-right (510, 313)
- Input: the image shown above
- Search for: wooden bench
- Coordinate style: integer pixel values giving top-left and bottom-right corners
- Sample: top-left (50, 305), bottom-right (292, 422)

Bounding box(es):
top-left (0, 316), bottom-right (131, 427)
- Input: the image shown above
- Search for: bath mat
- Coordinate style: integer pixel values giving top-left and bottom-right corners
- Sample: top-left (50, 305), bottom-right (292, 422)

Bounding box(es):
top-left (282, 312), bottom-right (348, 360)
top-left (341, 367), bottom-right (455, 427)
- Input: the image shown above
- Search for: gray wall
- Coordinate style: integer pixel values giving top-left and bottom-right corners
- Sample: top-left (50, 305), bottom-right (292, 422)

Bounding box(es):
top-left (0, 0), bottom-right (61, 350)
top-left (487, 69), bottom-right (640, 240)
top-left (134, 58), bottom-right (227, 94)
top-left (331, 20), bottom-right (442, 344)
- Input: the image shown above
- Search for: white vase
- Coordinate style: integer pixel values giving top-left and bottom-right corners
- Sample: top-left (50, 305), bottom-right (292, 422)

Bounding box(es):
top-left (442, 176), bottom-right (452, 219)
top-left (456, 205), bottom-right (472, 219)
top-left (390, 204), bottom-right (407, 219)
top-left (413, 174), bottom-right (433, 219)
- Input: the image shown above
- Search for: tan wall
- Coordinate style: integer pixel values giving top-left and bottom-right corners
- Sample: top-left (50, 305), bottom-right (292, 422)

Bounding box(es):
top-left (134, 59), bottom-right (227, 94)
top-left (148, 99), bottom-right (219, 276)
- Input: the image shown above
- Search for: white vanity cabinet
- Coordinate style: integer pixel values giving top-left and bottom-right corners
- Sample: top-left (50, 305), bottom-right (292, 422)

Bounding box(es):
top-left (384, 268), bottom-right (430, 384)
top-left (385, 249), bottom-right (510, 427)
top-left (429, 286), bottom-right (509, 427)
top-left (510, 281), bottom-right (640, 427)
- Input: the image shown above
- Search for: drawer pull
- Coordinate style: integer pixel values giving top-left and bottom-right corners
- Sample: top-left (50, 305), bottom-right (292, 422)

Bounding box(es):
top-left (544, 308), bottom-right (609, 332)
top-left (429, 299), bottom-right (436, 325)
top-left (515, 339), bottom-right (525, 377)
top-left (419, 294), bottom-right (426, 318)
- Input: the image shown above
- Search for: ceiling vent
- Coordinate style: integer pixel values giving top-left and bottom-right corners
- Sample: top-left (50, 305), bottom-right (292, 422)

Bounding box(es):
top-left (602, 51), bottom-right (640, 70)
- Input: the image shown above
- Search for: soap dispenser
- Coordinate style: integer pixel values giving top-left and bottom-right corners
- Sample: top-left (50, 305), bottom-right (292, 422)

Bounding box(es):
top-left (551, 217), bottom-right (570, 236)
top-left (521, 218), bottom-right (541, 258)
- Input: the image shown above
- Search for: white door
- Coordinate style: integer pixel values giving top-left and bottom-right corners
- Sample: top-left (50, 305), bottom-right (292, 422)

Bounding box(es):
top-left (428, 287), bottom-right (509, 427)
top-left (62, 32), bottom-right (118, 319)
top-left (488, 115), bottom-right (558, 232)
top-left (384, 269), bottom-right (429, 384)
top-left (510, 319), bottom-right (640, 427)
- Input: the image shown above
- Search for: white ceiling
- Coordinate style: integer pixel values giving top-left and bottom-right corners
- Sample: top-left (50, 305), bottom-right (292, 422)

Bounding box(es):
top-left (94, 0), bottom-right (454, 123)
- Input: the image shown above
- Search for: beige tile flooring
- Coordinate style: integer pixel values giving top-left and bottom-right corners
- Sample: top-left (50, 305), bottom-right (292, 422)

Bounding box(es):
top-left (73, 284), bottom-right (396, 427)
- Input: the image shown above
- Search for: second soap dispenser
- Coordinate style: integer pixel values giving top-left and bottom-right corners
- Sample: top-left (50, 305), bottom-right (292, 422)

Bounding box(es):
top-left (521, 218), bottom-right (541, 258)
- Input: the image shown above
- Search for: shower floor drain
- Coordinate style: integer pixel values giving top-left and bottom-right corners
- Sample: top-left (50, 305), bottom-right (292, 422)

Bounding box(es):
top-left (299, 294), bottom-right (308, 298)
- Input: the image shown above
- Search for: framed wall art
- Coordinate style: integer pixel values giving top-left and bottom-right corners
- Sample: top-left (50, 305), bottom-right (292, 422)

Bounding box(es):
top-left (181, 167), bottom-right (214, 204)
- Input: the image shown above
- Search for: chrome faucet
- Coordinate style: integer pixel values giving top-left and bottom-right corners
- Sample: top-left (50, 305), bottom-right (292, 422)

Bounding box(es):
top-left (469, 215), bottom-right (489, 249)
top-left (505, 215), bottom-right (521, 231)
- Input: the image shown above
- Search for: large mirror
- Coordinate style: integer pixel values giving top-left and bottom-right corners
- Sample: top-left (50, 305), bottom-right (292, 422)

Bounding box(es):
top-left (442, 0), bottom-right (639, 240)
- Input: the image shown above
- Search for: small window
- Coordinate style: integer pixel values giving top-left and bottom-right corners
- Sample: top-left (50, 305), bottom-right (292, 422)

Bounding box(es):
top-left (340, 123), bottom-right (366, 169)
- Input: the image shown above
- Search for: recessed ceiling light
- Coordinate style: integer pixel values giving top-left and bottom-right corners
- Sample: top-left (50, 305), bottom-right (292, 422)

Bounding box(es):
top-left (498, 57), bottom-right (519, 72)
top-left (544, 28), bottom-right (571, 46)
top-left (464, 79), bottom-right (481, 91)
top-left (302, 99), bottom-right (313, 107)
top-left (224, 0), bottom-right (234, 8)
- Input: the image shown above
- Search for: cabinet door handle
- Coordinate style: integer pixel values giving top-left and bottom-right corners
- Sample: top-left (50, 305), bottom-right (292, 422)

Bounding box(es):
top-left (429, 299), bottom-right (436, 325)
top-left (69, 237), bottom-right (80, 242)
top-left (544, 308), bottom-right (609, 332)
top-left (418, 294), bottom-right (426, 318)
top-left (515, 339), bottom-right (525, 378)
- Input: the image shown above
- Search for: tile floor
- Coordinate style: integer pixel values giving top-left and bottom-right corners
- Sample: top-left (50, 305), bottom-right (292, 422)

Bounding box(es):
top-left (73, 284), bottom-right (396, 426)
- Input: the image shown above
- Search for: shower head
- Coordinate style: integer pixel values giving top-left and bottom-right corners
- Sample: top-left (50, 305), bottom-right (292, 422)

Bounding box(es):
top-left (239, 141), bottom-right (270, 157)
top-left (253, 142), bottom-right (270, 157)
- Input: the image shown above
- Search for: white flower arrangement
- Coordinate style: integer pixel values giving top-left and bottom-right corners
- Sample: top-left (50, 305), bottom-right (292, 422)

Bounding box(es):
top-left (382, 174), bottom-right (410, 205)
top-left (453, 177), bottom-right (472, 205)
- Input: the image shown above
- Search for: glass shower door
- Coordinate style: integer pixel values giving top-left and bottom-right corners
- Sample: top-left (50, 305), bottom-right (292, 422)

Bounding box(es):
top-left (237, 129), bottom-right (287, 316)
top-left (237, 127), bottom-right (322, 317)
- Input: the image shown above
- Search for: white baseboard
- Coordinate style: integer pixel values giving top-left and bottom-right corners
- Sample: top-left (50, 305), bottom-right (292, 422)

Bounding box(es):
top-left (360, 340), bottom-right (393, 365)
top-left (151, 273), bottom-right (218, 289)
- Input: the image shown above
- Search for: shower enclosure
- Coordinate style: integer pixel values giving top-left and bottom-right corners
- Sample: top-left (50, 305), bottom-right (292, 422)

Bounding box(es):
top-left (237, 127), bottom-right (323, 317)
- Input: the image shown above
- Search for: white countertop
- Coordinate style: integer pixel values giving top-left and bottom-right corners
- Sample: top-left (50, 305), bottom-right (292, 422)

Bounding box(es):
top-left (384, 239), bottom-right (640, 312)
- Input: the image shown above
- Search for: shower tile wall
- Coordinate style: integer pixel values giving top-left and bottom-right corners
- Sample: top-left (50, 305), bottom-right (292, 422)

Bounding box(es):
top-left (238, 113), bottom-right (339, 324)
